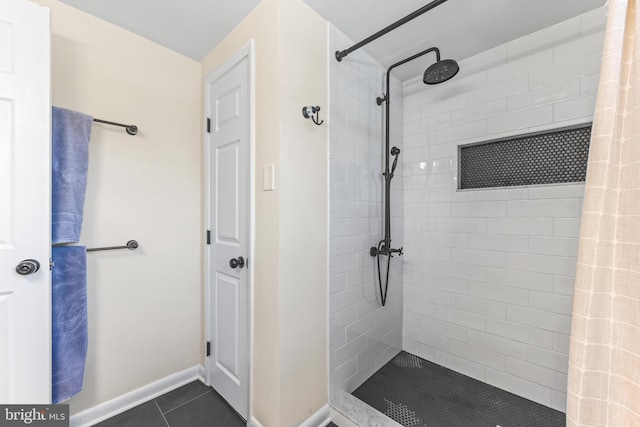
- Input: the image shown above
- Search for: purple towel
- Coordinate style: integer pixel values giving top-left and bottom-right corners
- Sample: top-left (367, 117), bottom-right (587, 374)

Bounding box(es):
top-left (52, 106), bottom-right (93, 244)
top-left (52, 245), bottom-right (88, 403)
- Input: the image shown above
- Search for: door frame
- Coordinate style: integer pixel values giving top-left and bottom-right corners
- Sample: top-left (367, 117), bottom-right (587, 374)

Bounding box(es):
top-left (204, 40), bottom-right (255, 420)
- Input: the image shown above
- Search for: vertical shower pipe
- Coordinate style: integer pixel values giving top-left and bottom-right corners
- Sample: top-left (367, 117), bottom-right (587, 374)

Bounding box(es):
top-left (375, 47), bottom-right (443, 258)
top-left (373, 47), bottom-right (460, 307)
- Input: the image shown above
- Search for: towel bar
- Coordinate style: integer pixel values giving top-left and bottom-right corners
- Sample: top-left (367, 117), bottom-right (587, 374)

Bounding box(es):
top-left (93, 118), bottom-right (138, 136)
top-left (53, 240), bottom-right (139, 252)
top-left (86, 240), bottom-right (139, 252)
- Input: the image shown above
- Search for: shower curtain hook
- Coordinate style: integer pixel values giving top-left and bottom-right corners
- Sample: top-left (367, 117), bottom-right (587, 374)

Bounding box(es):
top-left (302, 105), bottom-right (324, 126)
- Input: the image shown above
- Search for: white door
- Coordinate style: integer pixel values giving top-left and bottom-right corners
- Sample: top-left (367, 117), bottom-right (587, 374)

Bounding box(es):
top-left (0, 0), bottom-right (51, 404)
top-left (205, 45), bottom-right (252, 420)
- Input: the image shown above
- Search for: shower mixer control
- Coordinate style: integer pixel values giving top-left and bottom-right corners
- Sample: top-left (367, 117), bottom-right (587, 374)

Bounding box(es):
top-left (389, 247), bottom-right (403, 257)
top-left (370, 246), bottom-right (403, 257)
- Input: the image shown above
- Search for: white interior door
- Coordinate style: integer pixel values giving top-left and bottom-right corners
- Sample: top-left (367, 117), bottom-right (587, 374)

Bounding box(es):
top-left (205, 46), bottom-right (251, 420)
top-left (0, 0), bottom-right (51, 404)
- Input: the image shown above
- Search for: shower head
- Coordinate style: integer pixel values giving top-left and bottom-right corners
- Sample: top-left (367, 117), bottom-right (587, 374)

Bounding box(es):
top-left (391, 147), bottom-right (401, 156)
top-left (423, 58), bottom-right (459, 85)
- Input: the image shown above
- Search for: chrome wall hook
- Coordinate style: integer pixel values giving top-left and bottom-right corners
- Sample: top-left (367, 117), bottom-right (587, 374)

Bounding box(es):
top-left (302, 105), bottom-right (323, 126)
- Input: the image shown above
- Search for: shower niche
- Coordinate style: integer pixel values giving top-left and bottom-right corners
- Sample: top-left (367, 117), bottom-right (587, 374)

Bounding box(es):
top-left (458, 123), bottom-right (592, 190)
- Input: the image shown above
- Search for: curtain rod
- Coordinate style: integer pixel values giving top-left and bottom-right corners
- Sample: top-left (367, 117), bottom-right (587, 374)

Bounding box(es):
top-left (94, 118), bottom-right (138, 136)
top-left (335, 0), bottom-right (449, 62)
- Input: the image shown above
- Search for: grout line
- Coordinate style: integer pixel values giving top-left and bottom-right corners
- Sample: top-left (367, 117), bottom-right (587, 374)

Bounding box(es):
top-left (154, 400), bottom-right (171, 427)
top-left (163, 389), bottom-right (213, 415)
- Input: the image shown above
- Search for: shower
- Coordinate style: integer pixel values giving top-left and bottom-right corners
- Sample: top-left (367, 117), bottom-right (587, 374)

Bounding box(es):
top-left (371, 47), bottom-right (459, 306)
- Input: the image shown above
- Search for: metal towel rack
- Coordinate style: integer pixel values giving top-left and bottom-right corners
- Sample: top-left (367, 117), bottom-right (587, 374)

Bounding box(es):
top-left (86, 240), bottom-right (139, 252)
top-left (93, 118), bottom-right (138, 136)
top-left (53, 240), bottom-right (139, 252)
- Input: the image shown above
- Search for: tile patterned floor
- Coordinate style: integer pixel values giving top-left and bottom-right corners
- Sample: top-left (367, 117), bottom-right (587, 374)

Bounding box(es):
top-left (94, 381), bottom-right (245, 427)
top-left (353, 351), bottom-right (565, 427)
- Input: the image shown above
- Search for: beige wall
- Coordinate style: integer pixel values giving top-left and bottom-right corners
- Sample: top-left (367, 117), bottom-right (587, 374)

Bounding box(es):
top-left (201, 0), bottom-right (282, 424)
top-left (278, 0), bottom-right (328, 424)
top-left (201, 0), bottom-right (328, 425)
top-left (36, 0), bottom-right (202, 415)
top-left (36, 0), bottom-right (327, 423)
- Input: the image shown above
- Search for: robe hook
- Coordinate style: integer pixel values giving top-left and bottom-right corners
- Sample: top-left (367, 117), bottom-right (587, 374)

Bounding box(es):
top-left (302, 105), bottom-right (323, 126)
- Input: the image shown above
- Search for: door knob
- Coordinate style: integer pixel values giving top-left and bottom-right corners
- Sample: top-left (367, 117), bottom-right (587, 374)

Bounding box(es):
top-left (229, 256), bottom-right (245, 269)
top-left (15, 259), bottom-right (40, 276)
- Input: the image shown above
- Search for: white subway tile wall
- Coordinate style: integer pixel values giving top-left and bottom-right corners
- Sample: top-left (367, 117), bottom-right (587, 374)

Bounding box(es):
top-left (329, 26), bottom-right (404, 400)
top-left (401, 8), bottom-right (606, 413)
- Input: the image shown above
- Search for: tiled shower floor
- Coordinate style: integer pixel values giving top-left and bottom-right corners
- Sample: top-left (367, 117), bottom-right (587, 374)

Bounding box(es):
top-left (353, 351), bottom-right (565, 427)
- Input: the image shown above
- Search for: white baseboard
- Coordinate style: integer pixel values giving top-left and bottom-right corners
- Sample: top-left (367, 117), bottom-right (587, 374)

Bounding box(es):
top-left (198, 364), bottom-right (206, 383)
top-left (248, 404), bottom-right (331, 427)
top-left (70, 365), bottom-right (205, 427)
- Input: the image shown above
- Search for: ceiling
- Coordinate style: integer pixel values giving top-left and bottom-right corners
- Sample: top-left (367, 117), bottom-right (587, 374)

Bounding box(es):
top-left (59, 0), bottom-right (606, 81)
top-left (58, 0), bottom-right (261, 60)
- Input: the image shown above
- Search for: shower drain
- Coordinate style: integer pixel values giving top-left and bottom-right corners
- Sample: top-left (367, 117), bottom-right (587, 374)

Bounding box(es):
top-left (384, 398), bottom-right (425, 427)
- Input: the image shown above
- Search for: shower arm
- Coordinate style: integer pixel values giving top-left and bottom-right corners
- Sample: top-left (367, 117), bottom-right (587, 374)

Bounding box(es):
top-left (377, 47), bottom-right (441, 107)
top-left (376, 47), bottom-right (441, 254)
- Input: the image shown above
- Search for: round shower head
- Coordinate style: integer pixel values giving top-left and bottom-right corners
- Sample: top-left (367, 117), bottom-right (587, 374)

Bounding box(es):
top-left (391, 146), bottom-right (400, 156)
top-left (423, 59), bottom-right (459, 85)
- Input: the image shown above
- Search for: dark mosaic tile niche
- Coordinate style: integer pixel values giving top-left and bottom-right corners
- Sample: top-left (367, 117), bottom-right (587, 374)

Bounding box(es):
top-left (459, 123), bottom-right (591, 190)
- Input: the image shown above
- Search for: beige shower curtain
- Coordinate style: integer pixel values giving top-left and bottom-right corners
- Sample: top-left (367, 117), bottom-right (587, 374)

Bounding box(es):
top-left (567, 0), bottom-right (640, 425)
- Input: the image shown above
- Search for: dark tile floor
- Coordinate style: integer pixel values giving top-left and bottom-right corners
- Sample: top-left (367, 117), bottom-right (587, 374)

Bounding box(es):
top-left (95, 381), bottom-right (245, 427)
top-left (353, 351), bottom-right (565, 427)
top-left (94, 381), bottom-right (341, 427)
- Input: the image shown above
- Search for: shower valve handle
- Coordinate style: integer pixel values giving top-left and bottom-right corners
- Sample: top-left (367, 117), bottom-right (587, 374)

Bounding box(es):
top-left (390, 247), bottom-right (403, 257)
